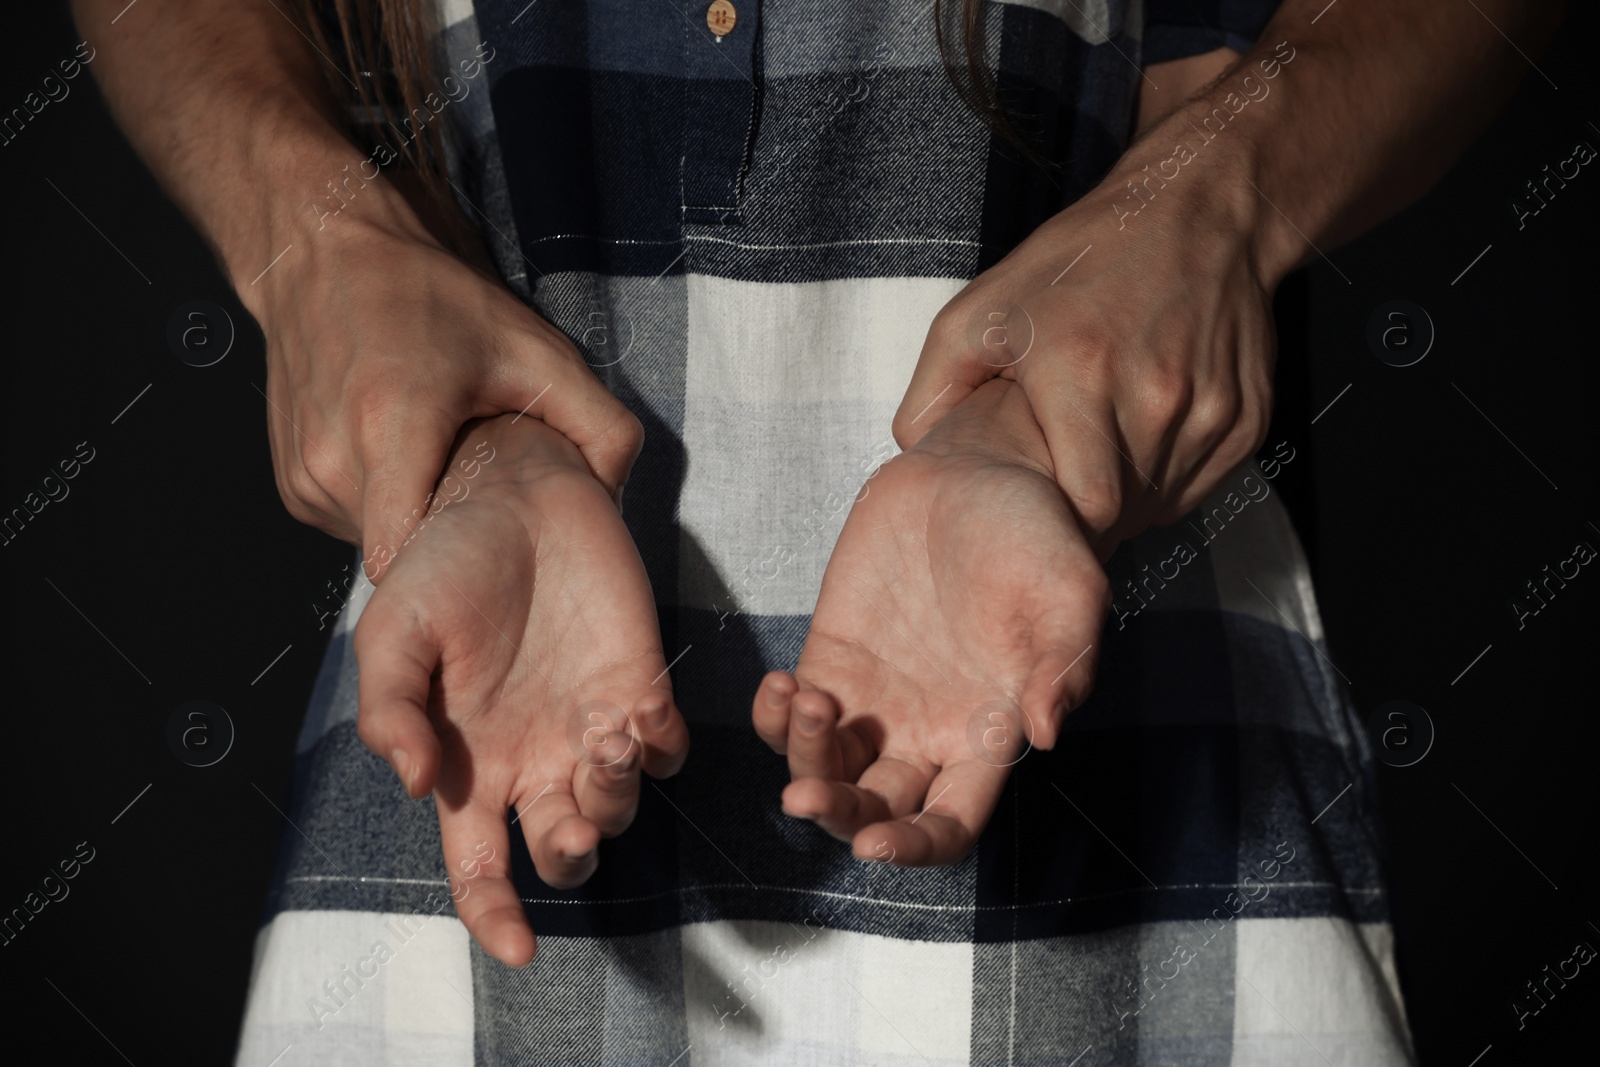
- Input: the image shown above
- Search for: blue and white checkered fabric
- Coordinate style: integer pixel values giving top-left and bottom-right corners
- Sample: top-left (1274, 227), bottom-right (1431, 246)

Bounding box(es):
top-left (234, 0), bottom-right (1415, 1063)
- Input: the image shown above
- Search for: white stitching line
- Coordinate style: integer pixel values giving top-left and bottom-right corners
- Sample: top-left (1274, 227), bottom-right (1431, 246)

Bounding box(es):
top-left (524, 234), bottom-right (683, 246)
top-left (288, 876), bottom-right (452, 886)
top-left (686, 235), bottom-right (982, 251)
top-left (282, 876), bottom-right (1385, 910)
top-left (519, 233), bottom-right (984, 252)
top-left (1008, 786), bottom-right (1019, 1067)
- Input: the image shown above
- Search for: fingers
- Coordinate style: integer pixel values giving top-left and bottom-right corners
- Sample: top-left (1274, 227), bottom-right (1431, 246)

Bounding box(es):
top-left (565, 690), bottom-right (686, 833)
top-left (352, 603), bottom-right (443, 799)
top-left (1156, 384), bottom-right (1272, 524)
top-left (434, 796), bottom-right (536, 967)
top-left (633, 690), bottom-right (690, 779)
top-left (262, 388), bottom-right (358, 542)
top-left (784, 755), bottom-right (931, 841)
top-left (1032, 385), bottom-right (1132, 550)
top-left (752, 670), bottom-right (797, 754)
top-left (786, 688), bottom-right (847, 781)
top-left (852, 759), bottom-right (1011, 867)
top-left (783, 780), bottom-right (896, 840)
top-left (516, 784), bottom-right (604, 890)
top-left (495, 332), bottom-right (644, 501)
top-left (777, 684), bottom-right (876, 783)
top-left (891, 305), bottom-right (998, 450)
top-left (572, 730), bottom-right (642, 837)
top-left (358, 409), bottom-right (461, 584)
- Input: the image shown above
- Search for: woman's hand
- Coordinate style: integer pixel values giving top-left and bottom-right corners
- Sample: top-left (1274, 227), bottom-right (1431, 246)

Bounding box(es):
top-left (893, 108), bottom-right (1276, 558)
top-left (352, 414), bottom-right (688, 965)
top-left (249, 192), bottom-right (642, 581)
top-left (752, 380), bottom-right (1106, 866)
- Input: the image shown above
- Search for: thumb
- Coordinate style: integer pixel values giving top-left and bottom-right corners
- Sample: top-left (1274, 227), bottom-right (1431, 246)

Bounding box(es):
top-left (1016, 582), bottom-right (1106, 750)
top-left (352, 603), bottom-right (443, 798)
top-left (893, 303), bottom-right (1024, 448)
top-left (358, 413), bottom-right (459, 583)
top-left (1018, 640), bottom-right (1100, 752)
top-left (496, 347), bottom-right (644, 501)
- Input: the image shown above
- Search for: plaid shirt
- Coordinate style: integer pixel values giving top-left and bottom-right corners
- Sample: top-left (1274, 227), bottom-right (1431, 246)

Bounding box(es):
top-left (236, 0), bottom-right (1415, 1063)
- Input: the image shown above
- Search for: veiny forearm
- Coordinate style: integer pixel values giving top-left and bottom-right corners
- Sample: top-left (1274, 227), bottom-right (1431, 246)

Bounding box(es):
top-left (1119, 0), bottom-right (1565, 286)
top-left (69, 0), bottom-right (426, 306)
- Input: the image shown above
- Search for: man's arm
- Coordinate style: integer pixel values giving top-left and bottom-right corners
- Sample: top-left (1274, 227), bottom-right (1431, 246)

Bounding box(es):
top-left (1137, 47), bottom-right (1243, 135)
top-left (70, 0), bottom-right (644, 572)
top-left (1138, 0), bottom-right (1568, 284)
top-left (895, 0), bottom-right (1565, 553)
top-left (68, 0), bottom-right (416, 303)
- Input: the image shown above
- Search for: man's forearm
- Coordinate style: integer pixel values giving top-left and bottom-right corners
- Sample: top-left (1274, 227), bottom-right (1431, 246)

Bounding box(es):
top-left (70, 0), bottom-right (423, 306)
top-left (1116, 0), bottom-right (1565, 287)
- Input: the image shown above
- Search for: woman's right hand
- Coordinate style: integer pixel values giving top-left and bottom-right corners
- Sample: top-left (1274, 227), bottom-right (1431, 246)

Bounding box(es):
top-left (245, 196), bottom-right (642, 581)
top-left (354, 413), bottom-right (689, 965)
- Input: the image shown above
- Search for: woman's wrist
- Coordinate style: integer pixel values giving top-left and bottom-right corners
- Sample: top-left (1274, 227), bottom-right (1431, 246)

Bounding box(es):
top-left (451, 414), bottom-right (593, 492)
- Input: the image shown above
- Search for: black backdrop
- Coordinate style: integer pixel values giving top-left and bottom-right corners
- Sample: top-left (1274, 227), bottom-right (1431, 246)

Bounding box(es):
top-left (1, 2), bottom-right (1595, 1063)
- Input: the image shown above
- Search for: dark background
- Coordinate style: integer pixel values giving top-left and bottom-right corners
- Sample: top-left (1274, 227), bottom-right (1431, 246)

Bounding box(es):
top-left (2, 2), bottom-right (1595, 1063)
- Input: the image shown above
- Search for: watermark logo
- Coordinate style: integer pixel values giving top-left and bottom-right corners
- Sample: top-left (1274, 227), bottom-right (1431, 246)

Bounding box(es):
top-left (965, 699), bottom-right (1033, 767)
top-left (575, 306), bottom-right (634, 369)
top-left (167, 700), bottom-right (234, 767)
top-left (1366, 300), bottom-right (1434, 367)
top-left (167, 300), bottom-right (235, 367)
top-left (1366, 699), bottom-right (1434, 768)
top-left (978, 305), bottom-right (1035, 368)
top-left (565, 700), bottom-right (638, 767)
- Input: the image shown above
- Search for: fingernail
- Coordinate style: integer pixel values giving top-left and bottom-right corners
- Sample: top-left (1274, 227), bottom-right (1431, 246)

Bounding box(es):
top-left (763, 681), bottom-right (788, 710)
top-left (640, 697), bottom-right (668, 729)
top-left (795, 708), bottom-right (822, 736)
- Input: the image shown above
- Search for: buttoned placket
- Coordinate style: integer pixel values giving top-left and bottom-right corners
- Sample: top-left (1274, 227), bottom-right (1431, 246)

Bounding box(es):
top-left (680, 0), bottom-right (761, 223)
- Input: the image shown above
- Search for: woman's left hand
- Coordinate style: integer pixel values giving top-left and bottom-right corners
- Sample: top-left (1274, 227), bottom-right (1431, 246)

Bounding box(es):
top-left (752, 379), bottom-right (1106, 866)
top-left (893, 134), bottom-right (1278, 558)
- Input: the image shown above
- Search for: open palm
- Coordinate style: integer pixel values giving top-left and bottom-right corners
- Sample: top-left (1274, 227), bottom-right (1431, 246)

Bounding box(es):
top-left (354, 415), bottom-right (688, 965)
top-left (753, 381), bottom-right (1107, 865)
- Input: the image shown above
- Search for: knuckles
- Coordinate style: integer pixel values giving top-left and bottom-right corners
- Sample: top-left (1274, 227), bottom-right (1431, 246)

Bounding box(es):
top-left (925, 303), bottom-right (970, 355)
top-left (1188, 389), bottom-right (1242, 447)
top-left (614, 407), bottom-right (646, 461)
top-left (277, 464), bottom-right (334, 531)
top-left (889, 407), bottom-right (922, 452)
top-left (1047, 326), bottom-right (1117, 376)
top-left (349, 374), bottom-right (414, 437)
top-left (1212, 392), bottom-right (1271, 465)
top-left (1073, 480), bottom-right (1123, 534)
top-left (296, 437), bottom-right (350, 499)
top-left (1085, 565), bottom-right (1112, 615)
top-left (587, 405), bottom-right (646, 485)
top-left (1134, 370), bottom-right (1195, 434)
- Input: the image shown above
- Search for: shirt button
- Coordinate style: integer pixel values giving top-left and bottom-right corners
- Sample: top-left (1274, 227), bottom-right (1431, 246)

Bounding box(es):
top-left (707, 0), bottom-right (737, 36)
